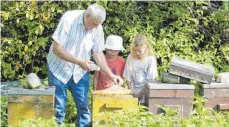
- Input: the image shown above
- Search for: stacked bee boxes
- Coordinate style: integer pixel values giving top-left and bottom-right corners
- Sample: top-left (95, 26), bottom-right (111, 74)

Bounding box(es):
top-left (200, 82), bottom-right (229, 111)
top-left (169, 57), bottom-right (214, 83)
top-left (162, 57), bottom-right (228, 112)
top-left (92, 85), bottom-right (138, 126)
top-left (146, 56), bottom-right (216, 117)
top-left (145, 81), bottom-right (194, 117)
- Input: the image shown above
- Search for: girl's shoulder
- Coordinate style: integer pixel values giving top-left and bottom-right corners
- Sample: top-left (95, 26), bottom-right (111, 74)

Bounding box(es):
top-left (146, 55), bottom-right (157, 63)
top-left (126, 54), bottom-right (132, 60)
top-left (117, 56), bottom-right (125, 62)
top-left (146, 55), bottom-right (156, 60)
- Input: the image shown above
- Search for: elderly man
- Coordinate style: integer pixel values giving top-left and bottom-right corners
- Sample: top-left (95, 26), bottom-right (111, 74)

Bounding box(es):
top-left (47, 3), bottom-right (123, 127)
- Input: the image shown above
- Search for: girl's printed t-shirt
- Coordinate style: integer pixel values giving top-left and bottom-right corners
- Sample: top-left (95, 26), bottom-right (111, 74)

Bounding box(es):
top-left (123, 54), bottom-right (158, 103)
top-left (96, 56), bottom-right (125, 90)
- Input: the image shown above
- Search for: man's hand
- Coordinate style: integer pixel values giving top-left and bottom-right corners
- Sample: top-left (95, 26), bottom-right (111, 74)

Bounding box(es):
top-left (110, 74), bottom-right (124, 86)
top-left (78, 60), bottom-right (94, 71)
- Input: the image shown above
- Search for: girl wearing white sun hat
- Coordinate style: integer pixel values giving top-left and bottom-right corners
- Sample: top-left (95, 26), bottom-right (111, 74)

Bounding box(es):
top-left (94, 35), bottom-right (126, 90)
top-left (104, 35), bottom-right (125, 51)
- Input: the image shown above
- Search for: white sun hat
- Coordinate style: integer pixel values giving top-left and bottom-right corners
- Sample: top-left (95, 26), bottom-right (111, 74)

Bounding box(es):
top-left (105, 35), bottom-right (125, 51)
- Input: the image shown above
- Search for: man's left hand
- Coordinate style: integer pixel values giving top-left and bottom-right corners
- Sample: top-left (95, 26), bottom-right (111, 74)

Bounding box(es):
top-left (110, 75), bottom-right (124, 86)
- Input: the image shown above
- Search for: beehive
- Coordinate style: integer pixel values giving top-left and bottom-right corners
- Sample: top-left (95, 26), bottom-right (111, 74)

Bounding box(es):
top-left (145, 81), bottom-right (195, 117)
top-left (200, 82), bottom-right (229, 111)
top-left (92, 85), bottom-right (138, 125)
top-left (7, 86), bottom-right (55, 126)
top-left (169, 57), bottom-right (214, 83)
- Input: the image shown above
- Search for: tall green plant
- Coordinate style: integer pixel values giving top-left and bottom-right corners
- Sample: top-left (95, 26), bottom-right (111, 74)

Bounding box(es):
top-left (1, 1), bottom-right (228, 81)
top-left (0, 96), bottom-right (8, 127)
top-left (100, 96), bottom-right (229, 127)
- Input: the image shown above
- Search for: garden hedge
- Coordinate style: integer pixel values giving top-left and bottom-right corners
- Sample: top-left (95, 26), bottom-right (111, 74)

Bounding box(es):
top-left (1, 1), bottom-right (229, 81)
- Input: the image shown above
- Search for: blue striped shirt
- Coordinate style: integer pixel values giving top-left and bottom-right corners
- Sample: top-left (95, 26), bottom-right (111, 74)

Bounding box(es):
top-left (47, 10), bottom-right (105, 84)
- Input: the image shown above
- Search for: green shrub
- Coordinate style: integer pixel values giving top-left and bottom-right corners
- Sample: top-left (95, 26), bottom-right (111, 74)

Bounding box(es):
top-left (1, 1), bottom-right (228, 81)
top-left (15, 117), bottom-right (58, 127)
top-left (101, 96), bottom-right (229, 127)
top-left (1, 96), bottom-right (8, 127)
top-left (1, 1), bottom-right (229, 126)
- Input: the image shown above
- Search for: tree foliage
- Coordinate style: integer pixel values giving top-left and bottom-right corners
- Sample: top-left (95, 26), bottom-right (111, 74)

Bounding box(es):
top-left (1, 1), bottom-right (229, 81)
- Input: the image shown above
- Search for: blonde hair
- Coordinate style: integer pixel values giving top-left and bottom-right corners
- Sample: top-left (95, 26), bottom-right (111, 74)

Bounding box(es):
top-left (85, 3), bottom-right (106, 23)
top-left (130, 34), bottom-right (153, 60)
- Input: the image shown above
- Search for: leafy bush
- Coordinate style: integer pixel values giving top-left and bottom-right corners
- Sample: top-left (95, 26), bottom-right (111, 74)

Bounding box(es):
top-left (1, 1), bottom-right (229, 81)
top-left (1, 1), bottom-right (229, 126)
top-left (1, 1), bottom-right (90, 81)
top-left (101, 96), bottom-right (229, 127)
top-left (15, 117), bottom-right (58, 127)
top-left (1, 96), bottom-right (8, 127)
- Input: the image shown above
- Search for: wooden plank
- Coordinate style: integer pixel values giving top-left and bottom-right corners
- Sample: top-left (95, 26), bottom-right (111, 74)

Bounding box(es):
top-left (161, 72), bottom-right (190, 84)
top-left (8, 95), bottom-right (54, 103)
top-left (1, 81), bottom-right (19, 87)
top-left (204, 97), bottom-right (229, 111)
top-left (218, 104), bottom-right (229, 110)
top-left (1, 81), bottom-right (19, 96)
top-left (202, 82), bottom-right (229, 88)
top-left (8, 86), bottom-right (55, 95)
top-left (147, 89), bottom-right (194, 98)
top-left (146, 82), bottom-right (194, 98)
top-left (169, 57), bottom-right (214, 83)
top-left (200, 87), bottom-right (229, 98)
top-left (147, 82), bottom-right (194, 90)
top-left (93, 94), bottom-right (133, 98)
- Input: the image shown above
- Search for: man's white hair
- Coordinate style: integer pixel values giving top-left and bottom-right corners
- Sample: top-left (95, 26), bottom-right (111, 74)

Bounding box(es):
top-left (86, 3), bottom-right (106, 23)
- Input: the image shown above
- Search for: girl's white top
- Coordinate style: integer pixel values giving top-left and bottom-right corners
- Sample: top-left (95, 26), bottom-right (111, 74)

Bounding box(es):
top-left (123, 54), bottom-right (158, 89)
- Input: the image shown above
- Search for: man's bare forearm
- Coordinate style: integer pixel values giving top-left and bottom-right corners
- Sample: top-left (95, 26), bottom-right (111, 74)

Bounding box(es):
top-left (93, 52), bottom-right (114, 78)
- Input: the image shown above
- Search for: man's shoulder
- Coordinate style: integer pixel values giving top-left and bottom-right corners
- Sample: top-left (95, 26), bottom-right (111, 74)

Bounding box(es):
top-left (63, 10), bottom-right (84, 20)
top-left (93, 24), bottom-right (103, 32)
top-left (64, 10), bottom-right (84, 16)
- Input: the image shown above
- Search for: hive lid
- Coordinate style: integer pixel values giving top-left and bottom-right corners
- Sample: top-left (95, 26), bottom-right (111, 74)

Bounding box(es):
top-left (93, 85), bottom-right (133, 95)
top-left (7, 86), bottom-right (55, 95)
top-left (202, 82), bottom-right (229, 88)
top-left (170, 57), bottom-right (214, 74)
top-left (147, 81), bottom-right (195, 90)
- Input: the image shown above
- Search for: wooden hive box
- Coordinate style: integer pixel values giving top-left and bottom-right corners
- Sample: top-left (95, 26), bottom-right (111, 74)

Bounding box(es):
top-left (145, 81), bottom-right (195, 117)
top-left (7, 86), bottom-right (55, 126)
top-left (200, 82), bottom-right (229, 111)
top-left (169, 57), bottom-right (214, 83)
top-left (92, 85), bottom-right (138, 126)
top-left (161, 72), bottom-right (190, 84)
top-left (1, 81), bottom-right (20, 96)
